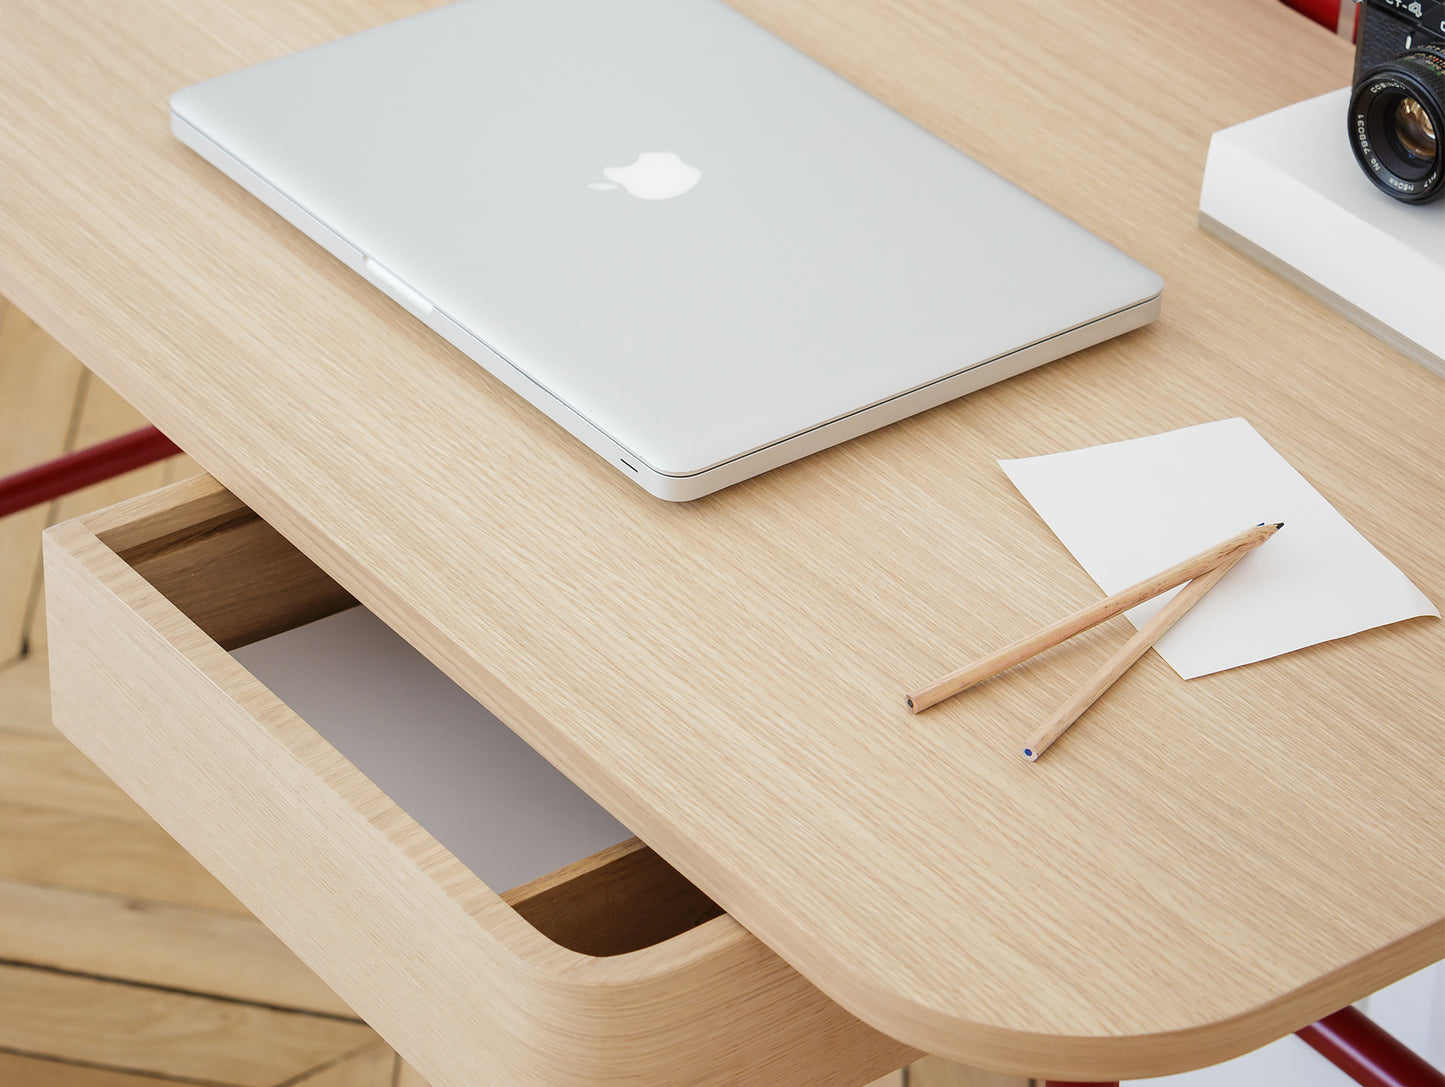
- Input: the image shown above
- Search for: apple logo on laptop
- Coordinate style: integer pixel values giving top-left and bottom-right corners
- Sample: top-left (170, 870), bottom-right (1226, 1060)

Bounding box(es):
top-left (588, 152), bottom-right (701, 200)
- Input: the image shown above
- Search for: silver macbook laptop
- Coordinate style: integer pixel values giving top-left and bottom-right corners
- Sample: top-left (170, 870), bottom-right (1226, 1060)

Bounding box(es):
top-left (171, 0), bottom-right (1162, 500)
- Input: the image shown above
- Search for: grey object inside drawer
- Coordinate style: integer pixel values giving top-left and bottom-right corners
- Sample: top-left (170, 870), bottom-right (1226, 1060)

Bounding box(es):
top-left (233, 606), bottom-right (632, 891)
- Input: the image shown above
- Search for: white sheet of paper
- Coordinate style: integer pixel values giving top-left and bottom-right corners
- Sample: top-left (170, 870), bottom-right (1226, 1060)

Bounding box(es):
top-left (998, 418), bottom-right (1438, 678)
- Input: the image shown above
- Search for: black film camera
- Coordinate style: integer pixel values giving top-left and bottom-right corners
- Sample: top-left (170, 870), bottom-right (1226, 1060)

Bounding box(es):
top-left (1348, 0), bottom-right (1445, 202)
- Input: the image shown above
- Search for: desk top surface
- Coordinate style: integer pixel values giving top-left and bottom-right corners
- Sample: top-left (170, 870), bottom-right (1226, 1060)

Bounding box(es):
top-left (3, 0), bottom-right (1441, 1075)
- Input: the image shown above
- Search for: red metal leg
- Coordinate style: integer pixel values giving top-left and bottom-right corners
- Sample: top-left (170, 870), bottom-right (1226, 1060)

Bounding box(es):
top-left (1042, 1004), bottom-right (1443, 1087)
top-left (1297, 1005), bottom-right (1444, 1087)
top-left (0, 426), bottom-right (180, 519)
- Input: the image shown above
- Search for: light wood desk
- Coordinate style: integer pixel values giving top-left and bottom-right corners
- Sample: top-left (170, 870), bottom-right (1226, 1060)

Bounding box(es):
top-left (4, 0), bottom-right (1441, 1083)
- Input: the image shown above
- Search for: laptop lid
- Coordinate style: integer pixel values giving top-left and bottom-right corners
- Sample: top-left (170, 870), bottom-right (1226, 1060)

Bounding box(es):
top-left (171, 0), bottom-right (1162, 498)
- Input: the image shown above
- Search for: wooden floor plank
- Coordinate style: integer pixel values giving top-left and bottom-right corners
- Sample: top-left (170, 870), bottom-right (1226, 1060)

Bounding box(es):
top-left (0, 307), bottom-right (390, 1079)
top-left (26, 373), bottom-right (174, 655)
top-left (908, 1056), bottom-right (1033, 1087)
top-left (0, 878), bottom-right (352, 1017)
top-left (0, 1050), bottom-right (211, 1087)
top-left (0, 799), bottom-right (249, 915)
top-left (0, 964), bottom-right (375, 1087)
top-left (0, 733), bottom-right (152, 823)
top-left (1, 308), bottom-right (927, 1087)
top-left (286, 1044), bottom-right (395, 1087)
top-left (0, 654), bottom-right (59, 738)
top-left (0, 305), bottom-right (85, 665)
top-left (404, 1060), bottom-right (908, 1087)
top-left (46, 374), bottom-right (161, 516)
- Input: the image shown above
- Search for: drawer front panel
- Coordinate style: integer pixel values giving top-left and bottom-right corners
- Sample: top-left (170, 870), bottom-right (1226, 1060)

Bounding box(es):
top-left (44, 477), bottom-right (914, 1087)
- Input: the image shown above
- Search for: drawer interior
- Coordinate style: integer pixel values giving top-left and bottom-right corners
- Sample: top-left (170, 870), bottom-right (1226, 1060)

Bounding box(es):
top-left (95, 492), bottom-right (724, 956)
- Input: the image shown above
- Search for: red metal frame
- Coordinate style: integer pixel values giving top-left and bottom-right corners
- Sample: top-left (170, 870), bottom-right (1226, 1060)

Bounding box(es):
top-left (0, 425), bottom-right (180, 520)
top-left (11, 443), bottom-right (1440, 1087)
top-left (6, 4), bottom-right (1421, 1084)
top-left (1042, 1006), bottom-right (1442, 1087)
top-left (1298, 1006), bottom-right (1445, 1087)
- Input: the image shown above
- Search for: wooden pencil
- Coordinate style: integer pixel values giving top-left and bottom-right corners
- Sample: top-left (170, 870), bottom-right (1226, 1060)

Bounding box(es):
top-left (905, 521), bottom-right (1281, 713)
top-left (1020, 548), bottom-right (1248, 760)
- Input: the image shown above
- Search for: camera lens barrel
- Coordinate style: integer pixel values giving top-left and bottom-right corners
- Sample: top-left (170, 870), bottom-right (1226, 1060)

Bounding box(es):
top-left (1348, 43), bottom-right (1445, 203)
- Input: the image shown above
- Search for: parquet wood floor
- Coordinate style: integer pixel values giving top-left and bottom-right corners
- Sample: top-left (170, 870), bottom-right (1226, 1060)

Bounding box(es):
top-left (0, 293), bottom-right (996, 1087)
top-left (0, 296), bottom-right (427, 1087)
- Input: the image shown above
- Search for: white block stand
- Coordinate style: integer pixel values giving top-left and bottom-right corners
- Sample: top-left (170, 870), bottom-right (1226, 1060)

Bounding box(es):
top-left (1199, 88), bottom-right (1444, 376)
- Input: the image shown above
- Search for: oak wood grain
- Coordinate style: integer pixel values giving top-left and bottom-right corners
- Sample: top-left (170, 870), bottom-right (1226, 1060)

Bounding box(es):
top-left (0, 336), bottom-right (364, 1080)
top-left (10, 0), bottom-right (1443, 1078)
top-left (0, 878), bottom-right (353, 1016)
top-left (0, 963), bottom-right (374, 1087)
top-left (288, 1043), bottom-right (397, 1087)
top-left (0, 733), bottom-right (152, 824)
top-left (0, 1051), bottom-right (211, 1087)
top-left (0, 305), bottom-right (84, 663)
top-left (0, 654), bottom-right (61, 738)
top-left (0, 798), bottom-right (249, 915)
top-left (502, 837), bottom-right (727, 956)
top-left (44, 505), bottom-right (917, 1087)
top-left (908, 1057), bottom-right (1030, 1087)
top-left (864, 1074), bottom-right (906, 1087)
top-left (26, 373), bottom-right (174, 655)
top-left (391, 1052), bottom-right (920, 1085)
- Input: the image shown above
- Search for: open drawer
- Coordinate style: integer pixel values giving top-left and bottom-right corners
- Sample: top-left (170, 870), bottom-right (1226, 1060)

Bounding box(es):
top-left (43, 475), bottom-right (916, 1087)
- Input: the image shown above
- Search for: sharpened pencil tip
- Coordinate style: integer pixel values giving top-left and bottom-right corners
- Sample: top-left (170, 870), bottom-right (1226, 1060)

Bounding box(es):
top-left (1274, 522), bottom-right (1284, 529)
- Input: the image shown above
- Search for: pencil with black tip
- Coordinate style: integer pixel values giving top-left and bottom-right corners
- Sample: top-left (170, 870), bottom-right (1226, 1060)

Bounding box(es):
top-left (1020, 547), bottom-right (1248, 760)
top-left (905, 521), bottom-right (1282, 713)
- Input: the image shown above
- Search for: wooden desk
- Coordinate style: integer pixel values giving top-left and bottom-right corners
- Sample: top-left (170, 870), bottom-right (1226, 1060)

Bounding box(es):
top-left (5, 0), bottom-right (1441, 1082)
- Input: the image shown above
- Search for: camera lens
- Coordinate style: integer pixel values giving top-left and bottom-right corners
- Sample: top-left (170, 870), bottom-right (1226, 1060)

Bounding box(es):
top-left (1348, 44), bottom-right (1445, 203)
top-left (1390, 97), bottom-right (1436, 164)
